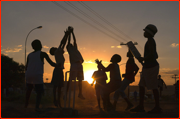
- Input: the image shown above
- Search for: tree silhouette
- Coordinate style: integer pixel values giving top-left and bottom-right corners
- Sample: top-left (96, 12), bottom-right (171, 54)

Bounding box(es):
top-left (1, 54), bottom-right (25, 89)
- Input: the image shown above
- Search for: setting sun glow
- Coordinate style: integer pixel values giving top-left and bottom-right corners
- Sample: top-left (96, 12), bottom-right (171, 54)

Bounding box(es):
top-left (84, 70), bottom-right (95, 84)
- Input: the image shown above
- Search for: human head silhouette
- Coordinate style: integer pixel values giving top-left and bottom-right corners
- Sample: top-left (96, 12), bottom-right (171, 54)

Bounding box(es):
top-left (110, 54), bottom-right (121, 63)
top-left (31, 39), bottom-right (42, 51)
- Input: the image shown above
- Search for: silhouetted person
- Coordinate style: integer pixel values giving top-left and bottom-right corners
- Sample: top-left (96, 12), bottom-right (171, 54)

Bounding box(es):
top-left (91, 61), bottom-right (107, 110)
top-left (66, 27), bottom-right (85, 99)
top-left (158, 75), bottom-right (167, 98)
top-left (49, 29), bottom-right (70, 108)
top-left (25, 39), bottom-right (57, 112)
top-left (113, 50), bottom-right (139, 111)
top-left (130, 24), bottom-right (161, 113)
top-left (96, 54), bottom-right (122, 111)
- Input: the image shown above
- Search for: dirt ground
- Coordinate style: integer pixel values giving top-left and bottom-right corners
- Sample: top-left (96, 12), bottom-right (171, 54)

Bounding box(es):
top-left (1, 93), bottom-right (179, 118)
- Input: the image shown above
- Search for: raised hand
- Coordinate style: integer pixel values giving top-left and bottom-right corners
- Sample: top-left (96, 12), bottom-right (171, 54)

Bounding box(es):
top-left (95, 59), bottom-right (102, 64)
top-left (68, 26), bottom-right (74, 33)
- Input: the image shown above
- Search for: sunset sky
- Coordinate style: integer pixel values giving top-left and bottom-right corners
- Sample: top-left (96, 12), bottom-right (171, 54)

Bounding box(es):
top-left (1, 1), bottom-right (179, 85)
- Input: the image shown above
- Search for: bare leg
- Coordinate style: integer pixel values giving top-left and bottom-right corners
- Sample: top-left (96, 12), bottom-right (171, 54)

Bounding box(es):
top-left (53, 86), bottom-right (58, 107)
top-left (153, 89), bottom-right (160, 108)
top-left (78, 80), bottom-right (85, 99)
top-left (25, 88), bottom-right (32, 108)
top-left (57, 86), bottom-right (62, 108)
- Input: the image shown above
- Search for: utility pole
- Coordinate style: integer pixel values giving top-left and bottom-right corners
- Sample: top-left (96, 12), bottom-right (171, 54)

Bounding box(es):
top-left (172, 74), bottom-right (179, 84)
top-left (120, 41), bottom-right (138, 99)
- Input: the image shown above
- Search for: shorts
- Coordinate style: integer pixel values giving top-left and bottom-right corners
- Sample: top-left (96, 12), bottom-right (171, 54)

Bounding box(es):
top-left (26, 83), bottom-right (44, 93)
top-left (51, 67), bottom-right (64, 87)
top-left (69, 63), bottom-right (84, 81)
top-left (139, 65), bottom-right (159, 90)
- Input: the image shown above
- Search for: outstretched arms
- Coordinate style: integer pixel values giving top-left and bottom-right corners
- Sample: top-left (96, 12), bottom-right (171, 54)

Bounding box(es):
top-left (59, 29), bottom-right (70, 50)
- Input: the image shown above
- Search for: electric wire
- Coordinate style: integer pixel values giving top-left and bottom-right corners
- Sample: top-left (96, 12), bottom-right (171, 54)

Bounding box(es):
top-left (78, 1), bottom-right (143, 51)
top-left (64, 1), bottom-right (128, 42)
top-left (51, 1), bottom-right (122, 43)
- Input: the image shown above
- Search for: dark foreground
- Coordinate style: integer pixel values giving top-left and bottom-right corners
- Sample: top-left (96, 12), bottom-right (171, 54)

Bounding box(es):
top-left (1, 95), bottom-right (179, 118)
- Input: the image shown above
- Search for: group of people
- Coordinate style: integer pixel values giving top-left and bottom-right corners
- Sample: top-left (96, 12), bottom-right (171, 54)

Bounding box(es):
top-left (25, 26), bottom-right (85, 111)
top-left (25, 24), bottom-right (163, 114)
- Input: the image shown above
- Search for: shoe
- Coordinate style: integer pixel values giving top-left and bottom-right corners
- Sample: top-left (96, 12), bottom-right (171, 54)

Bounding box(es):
top-left (147, 107), bottom-right (162, 114)
top-left (130, 105), bottom-right (145, 112)
top-left (78, 94), bottom-right (85, 100)
top-left (125, 104), bottom-right (134, 111)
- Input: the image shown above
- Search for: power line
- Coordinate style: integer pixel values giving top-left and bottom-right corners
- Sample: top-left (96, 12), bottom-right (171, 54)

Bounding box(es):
top-left (78, 1), bottom-right (143, 51)
top-left (78, 1), bottom-right (134, 42)
top-left (64, 1), bottom-right (128, 42)
top-left (51, 1), bottom-right (122, 43)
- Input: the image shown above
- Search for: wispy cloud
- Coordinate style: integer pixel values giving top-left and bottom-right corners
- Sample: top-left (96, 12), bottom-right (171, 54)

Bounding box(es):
top-left (43, 45), bottom-right (49, 49)
top-left (116, 45), bottom-right (122, 48)
top-left (111, 45), bottom-right (122, 48)
top-left (170, 43), bottom-right (179, 48)
top-left (1, 45), bottom-right (23, 53)
top-left (160, 68), bottom-right (179, 75)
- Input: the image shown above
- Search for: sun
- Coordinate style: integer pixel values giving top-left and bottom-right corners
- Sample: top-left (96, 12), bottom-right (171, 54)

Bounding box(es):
top-left (84, 70), bottom-right (95, 84)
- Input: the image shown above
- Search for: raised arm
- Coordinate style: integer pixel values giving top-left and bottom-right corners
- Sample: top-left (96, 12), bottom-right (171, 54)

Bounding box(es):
top-left (95, 59), bottom-right (112, 72)
top-left (72, 31), bottom-right (77, 49)
top-left (59, 29), bottom-right (70, 49)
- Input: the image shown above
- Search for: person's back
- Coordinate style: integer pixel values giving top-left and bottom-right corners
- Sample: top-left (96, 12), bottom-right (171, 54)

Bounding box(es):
top-left (26, 51), bottom-right (44, 84)
top-left (109, 63), bottom-right (121, 81)
top-left (25, 39), bottom-right (57, 111)
top-left (66, 44), bottom-right (84, 63)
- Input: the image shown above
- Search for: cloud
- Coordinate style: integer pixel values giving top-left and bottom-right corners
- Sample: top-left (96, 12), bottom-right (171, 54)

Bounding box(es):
top-left (170, 43), bottom-right (179, 48)
top-left (1, 45), bottom-right (23, 53)
top-left (84, 60), bottom-right (94, 63)
top-left (116, 45), bottom-right (122, 48)
top-left (43, 45), bottom-right (49, 49)
top-left (160, 68), bottom-right (179, 75)
top-left (111, 46), bottom-right (122, 48)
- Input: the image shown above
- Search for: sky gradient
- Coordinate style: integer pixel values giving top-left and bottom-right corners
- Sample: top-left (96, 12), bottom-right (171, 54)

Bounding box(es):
top-left (1, 1), bottom-right (179, 85)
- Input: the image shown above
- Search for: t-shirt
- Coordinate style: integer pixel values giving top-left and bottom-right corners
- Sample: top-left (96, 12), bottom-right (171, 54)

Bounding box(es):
top-left (143, 37), bottom-right (159, 68)
top-left (25, 51), bottom-right (44, 84)
top-left (92, 70), bottom-right (107, 84)
top-left (66, 44), bottom-right (84, 63)
top-left (54, 47), bottom-right (65, 69)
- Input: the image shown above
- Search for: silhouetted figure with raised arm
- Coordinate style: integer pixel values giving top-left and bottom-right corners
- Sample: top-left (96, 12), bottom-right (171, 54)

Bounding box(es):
top-left (130, 24), bottom-right (161, 113)
top-left (49, 29), bottom-right (70, 108)
top-left (96, 54), bottom-right (122, 111)
top-left (25, 39), bottom-right (57, 112)
top-left (157, 75), bottom-right (167, 98)
top-left (113, 50), bottom-right (139, 111)
top-left (91, 60), bottom-right (107, 110)
top-left (66, 26), bottom-right (85, 99)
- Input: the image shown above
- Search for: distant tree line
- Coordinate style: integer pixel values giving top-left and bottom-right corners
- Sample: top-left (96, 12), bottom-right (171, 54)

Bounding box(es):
top-left (1, 54), bottom-right (25, 90)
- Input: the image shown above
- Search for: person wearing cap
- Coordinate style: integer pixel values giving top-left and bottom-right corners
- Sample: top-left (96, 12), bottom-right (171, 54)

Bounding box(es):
top-left (113, 50), bottom-right (139, 111)
top-left (130, 24), bottom-right (161, 113)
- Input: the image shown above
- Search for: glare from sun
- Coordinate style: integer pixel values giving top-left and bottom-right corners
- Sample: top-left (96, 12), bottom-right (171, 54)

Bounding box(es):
top-left (84, 70), bottom-right (95, 84)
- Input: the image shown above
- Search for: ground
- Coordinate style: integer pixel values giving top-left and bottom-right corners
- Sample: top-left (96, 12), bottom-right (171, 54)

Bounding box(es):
top-left (1, 85), bottom-right (179, 118)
